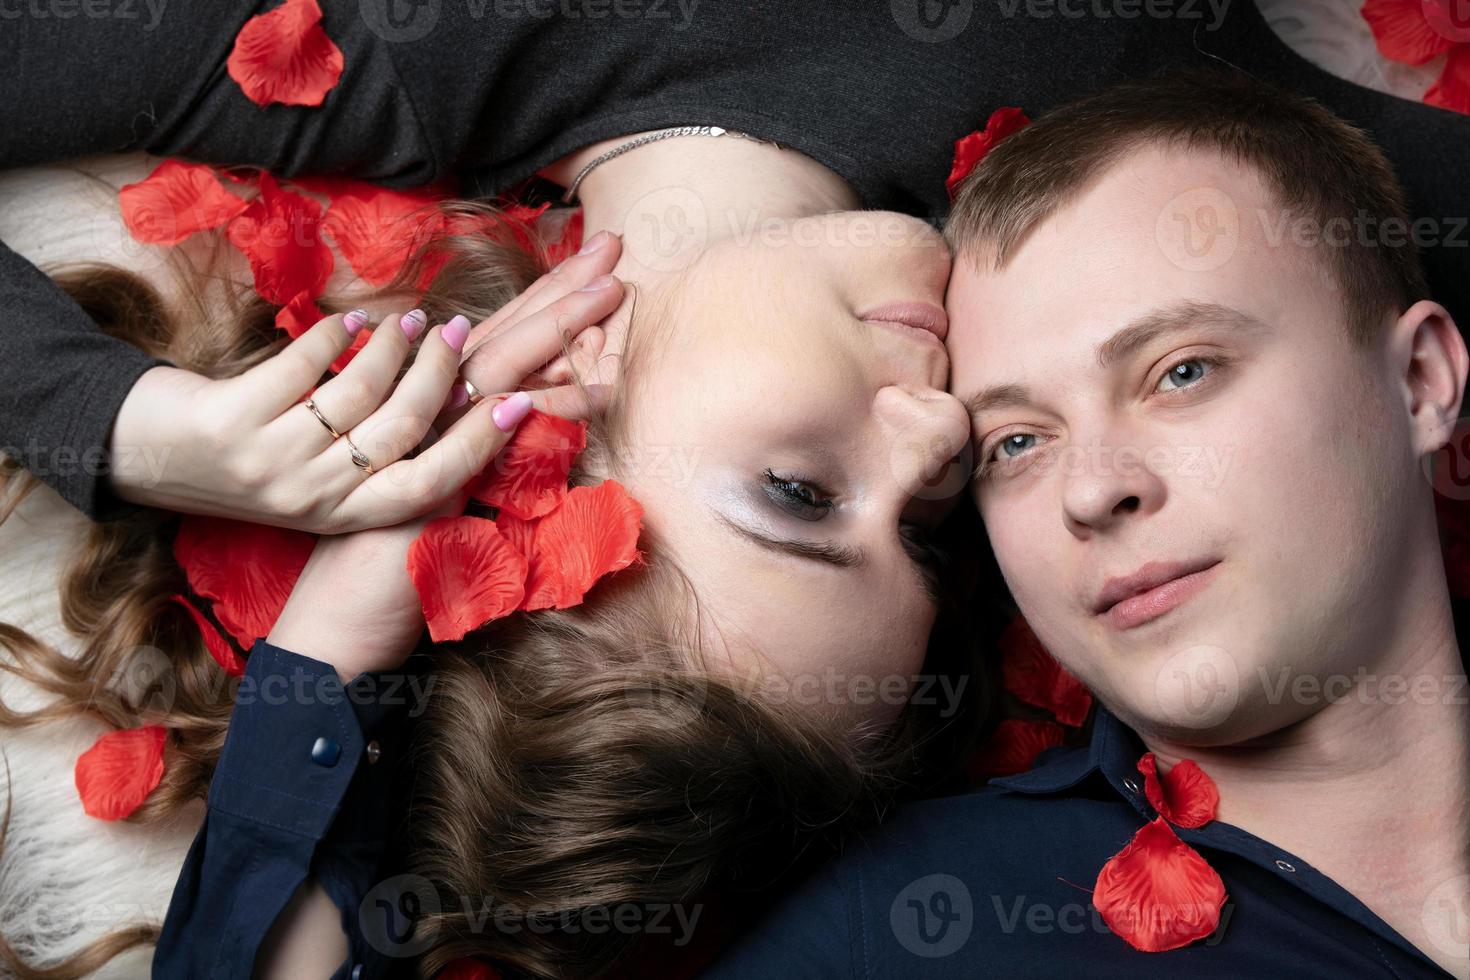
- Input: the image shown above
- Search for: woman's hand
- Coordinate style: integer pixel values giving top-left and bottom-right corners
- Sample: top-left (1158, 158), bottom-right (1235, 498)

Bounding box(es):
top-left (105, 234), bottom-right (624, 534)
top-left (264, 249), bottom-right (625, 681)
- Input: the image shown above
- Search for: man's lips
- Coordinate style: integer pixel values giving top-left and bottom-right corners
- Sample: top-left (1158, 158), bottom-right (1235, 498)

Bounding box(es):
top-left (1092, 559), bottom-right (1222, 630)
top-left (856, 301), bottom-right (949, 343)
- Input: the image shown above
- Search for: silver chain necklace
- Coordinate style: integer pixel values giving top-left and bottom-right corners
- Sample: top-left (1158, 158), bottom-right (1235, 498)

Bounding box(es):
top-left (560, 125), bottom-right (779, 204)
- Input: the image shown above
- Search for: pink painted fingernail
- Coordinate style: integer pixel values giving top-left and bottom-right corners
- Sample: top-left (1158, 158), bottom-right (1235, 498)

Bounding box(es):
top-left (343, 309), bottom-right (370, 336)
top-left (446, 384), bottom-right (469, 410)
top-left (400, 309), bottom-right (427, 340)
top-left (441, 314), bottom-right (470, 352)
top-left (492, 391), bottom-right (533, 431)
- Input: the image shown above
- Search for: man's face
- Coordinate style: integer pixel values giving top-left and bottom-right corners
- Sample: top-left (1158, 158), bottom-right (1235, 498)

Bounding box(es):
top-left (945, 145), bottom-right (1421, 745)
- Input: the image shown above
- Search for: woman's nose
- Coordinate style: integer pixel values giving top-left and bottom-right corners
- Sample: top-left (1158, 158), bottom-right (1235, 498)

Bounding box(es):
top-left (874, 384), bottom-right (973, 501)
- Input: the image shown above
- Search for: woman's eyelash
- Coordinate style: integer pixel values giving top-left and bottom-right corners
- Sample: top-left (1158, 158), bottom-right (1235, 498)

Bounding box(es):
top-left (762, 469), bottom-right (833, 518)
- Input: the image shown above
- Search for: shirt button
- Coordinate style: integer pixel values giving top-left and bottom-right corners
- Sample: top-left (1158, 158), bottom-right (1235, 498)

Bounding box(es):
top-left (1122, 777), bottom-right (1141, 795)
top-left (1274, 859), bottom-right (1297, 873)
top-left (310, 736), bottom-right (341, 767)
top-left (365, 740), bottom-right (381, 764)
top-left (350, 964), bottom-right (364, 980)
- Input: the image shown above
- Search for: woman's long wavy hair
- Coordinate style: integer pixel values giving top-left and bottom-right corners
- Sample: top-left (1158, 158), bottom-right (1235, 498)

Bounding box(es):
top-left (0, 199), bottom-right (990, 978)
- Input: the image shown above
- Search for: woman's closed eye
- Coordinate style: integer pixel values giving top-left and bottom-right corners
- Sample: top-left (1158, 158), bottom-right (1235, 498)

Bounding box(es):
top-left (762, 469), bottom-right (835, 521)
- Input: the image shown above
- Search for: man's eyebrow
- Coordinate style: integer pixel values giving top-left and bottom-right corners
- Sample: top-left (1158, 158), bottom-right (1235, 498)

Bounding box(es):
top-left (1097, 300), bottom-right (1267, 369)
top-left (963, 383), bottom-right (1038, 421)
top-left (713, 512), bottom-right (866, 569)
top-left (962, 301), bottom-right (1267, 422)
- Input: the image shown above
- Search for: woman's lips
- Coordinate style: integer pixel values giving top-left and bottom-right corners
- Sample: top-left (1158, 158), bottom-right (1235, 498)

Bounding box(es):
top-left (1096, 560), bottom-right (1222, 630)
top-left (857, 301), bottom-right (949, 345)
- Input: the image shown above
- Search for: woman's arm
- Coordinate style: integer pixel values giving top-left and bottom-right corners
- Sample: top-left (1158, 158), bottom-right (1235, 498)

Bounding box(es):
top-left (155, 257), bottom-right (623, 980)
top-left (0, 3), bottom-right (443, 523)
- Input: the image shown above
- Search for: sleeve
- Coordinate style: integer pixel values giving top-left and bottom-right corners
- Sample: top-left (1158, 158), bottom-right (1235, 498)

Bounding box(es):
top-left (153, 638), bottom-right (417, 980)
top-left (0, 3), bottom-right (438, 522)
top-left (0, 240), bottom-right (175, 520)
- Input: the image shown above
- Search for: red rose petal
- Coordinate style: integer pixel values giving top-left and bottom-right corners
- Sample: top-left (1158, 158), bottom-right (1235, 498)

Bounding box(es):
top-left (75, 725), bottom-right (167, 821)
top-left (227, 173), bottom-right (334, 304)
top-left (170, 593), bottom-right (245, 677)
top-left (273, 292), bottom-right (369, 373)
top-left (1094, 817), bottom-right (1227, 952)
top-left (1426, 45), bottom-right (1470, 115)
top-left (119, 161), bottom-right (250, 245)
top-left (437, 958), bottom-right (502, 980)
top-left (275, 290), bottom-right (324, 339)
top-left (227, 0), bottom-right (344, 107)
top-left (321, 184), bottom-right (448, 287)
top-left (408, 516), bottom-right (528, 642)
top-left (966, 718), bottom-right (1066, 782)
top-left (999, 617), bottom-right (1093, 727)
top-left (469, 410), bottom-right (588, 519)
top-left (172, 515), bottom-right (317, 647)
top-left (945, 106), bottom-right (1030, 199)
top-left (518, 481), bottom-right (643, 611)
top-left (1361, 0), bottom-right (1455, 64)
top-left (1137, 753), bottom-right (1220, 829)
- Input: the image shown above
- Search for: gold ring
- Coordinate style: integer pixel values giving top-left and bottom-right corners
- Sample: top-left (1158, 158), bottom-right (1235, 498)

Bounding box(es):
top-left (462, 379), bottom-right (485, 404)
top-left (344, 436), bottom-right (375, 475)
top-left (303, 397), bottom-right (343, 439)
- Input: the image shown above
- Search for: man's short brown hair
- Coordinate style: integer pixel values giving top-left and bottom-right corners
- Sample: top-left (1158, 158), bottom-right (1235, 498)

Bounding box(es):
top-left (945, 70), bottom-right (1430, 344)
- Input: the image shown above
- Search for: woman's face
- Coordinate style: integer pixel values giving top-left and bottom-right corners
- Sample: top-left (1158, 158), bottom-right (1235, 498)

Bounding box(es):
top-left (614, 211), bottom-right (972, 726)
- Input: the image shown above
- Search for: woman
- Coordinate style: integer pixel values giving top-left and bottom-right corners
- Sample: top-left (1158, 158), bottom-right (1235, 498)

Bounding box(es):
top-left (2, 3), bottom-right (1467, 977)
top-left (0, 123), bottom-right (986, 980)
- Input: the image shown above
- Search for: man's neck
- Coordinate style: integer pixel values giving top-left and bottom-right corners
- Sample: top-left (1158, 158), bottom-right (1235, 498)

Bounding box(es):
top-left (1145, 555), bottom-right (1470, 976)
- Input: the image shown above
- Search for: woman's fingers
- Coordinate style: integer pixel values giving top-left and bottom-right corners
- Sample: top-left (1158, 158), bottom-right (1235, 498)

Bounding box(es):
top-left (461, 230), bottom-right (622, 354)
top-left (459, 275), bottom-right (624, 401)
top-left (344, 315), bottom-right (469, 477)
top-left (276, 310), bottom-right (426, 447)
top-left (329, 392), bottom-right (529, 529)
top-left (241, 309), bottom-right (373, 422)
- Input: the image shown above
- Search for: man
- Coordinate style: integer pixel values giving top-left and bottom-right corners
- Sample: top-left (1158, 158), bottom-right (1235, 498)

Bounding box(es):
top-left (703, 72), bottom-right (1470, 978)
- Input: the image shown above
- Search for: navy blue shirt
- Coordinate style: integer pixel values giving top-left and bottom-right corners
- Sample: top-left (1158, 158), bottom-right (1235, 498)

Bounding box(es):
top-left (699, 704), bottom-right (1457, 978)
top-left (154, 639), bottom-right (419, 979)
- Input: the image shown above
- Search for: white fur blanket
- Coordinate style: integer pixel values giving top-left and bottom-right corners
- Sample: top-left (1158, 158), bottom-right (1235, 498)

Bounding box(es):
top-left (0, 7), bottom-right (1412, 975)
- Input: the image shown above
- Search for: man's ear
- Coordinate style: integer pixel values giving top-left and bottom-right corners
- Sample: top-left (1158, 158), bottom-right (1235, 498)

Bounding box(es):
top-left (1391, 300), bottom-right (1468, 456)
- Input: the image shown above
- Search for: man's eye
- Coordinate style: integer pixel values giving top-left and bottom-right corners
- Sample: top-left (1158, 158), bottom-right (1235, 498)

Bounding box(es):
top-left (997, 434), bottom-right (1038, 459)
top-left (763, 469), bottom-right (833, 521)
top-left (1156, 357), bottom-right (1218, 393)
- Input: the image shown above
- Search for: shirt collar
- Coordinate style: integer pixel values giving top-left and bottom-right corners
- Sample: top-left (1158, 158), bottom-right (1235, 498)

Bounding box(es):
top-left (988, 702), bottom-right (1147, 801)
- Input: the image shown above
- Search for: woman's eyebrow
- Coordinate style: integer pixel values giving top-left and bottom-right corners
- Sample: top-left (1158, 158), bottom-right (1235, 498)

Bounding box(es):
top-left (712, 511), bottom-right (867, 569)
